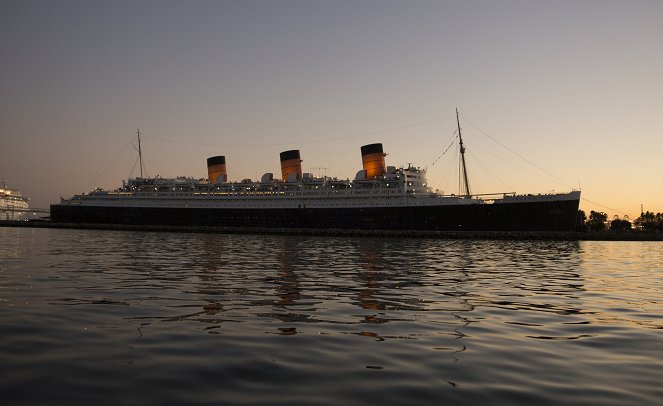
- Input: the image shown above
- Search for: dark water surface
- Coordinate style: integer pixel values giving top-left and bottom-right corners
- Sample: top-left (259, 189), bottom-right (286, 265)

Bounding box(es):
top-left (1, 227), bottom-right (662, 405)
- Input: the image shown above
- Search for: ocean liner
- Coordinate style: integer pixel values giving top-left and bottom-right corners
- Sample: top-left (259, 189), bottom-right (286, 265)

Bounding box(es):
top-left (50, 114), bottom-right (580, 231)
top-left (1, 180), bottom-right (30, 221)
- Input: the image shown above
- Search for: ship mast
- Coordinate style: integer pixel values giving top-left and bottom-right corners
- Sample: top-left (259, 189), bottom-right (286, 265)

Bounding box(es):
top-left (456, 109), bottom-right (471, 197)
top-left (137, 128), bottom-right (144, 178)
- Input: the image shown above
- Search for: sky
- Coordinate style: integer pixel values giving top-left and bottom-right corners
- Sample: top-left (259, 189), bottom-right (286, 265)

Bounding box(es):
top-left (1, 0), bottom-right (662, 218)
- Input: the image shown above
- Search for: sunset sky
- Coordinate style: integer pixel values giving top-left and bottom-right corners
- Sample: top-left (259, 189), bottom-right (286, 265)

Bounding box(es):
top-left (2, 0), bottom-right (662, 218)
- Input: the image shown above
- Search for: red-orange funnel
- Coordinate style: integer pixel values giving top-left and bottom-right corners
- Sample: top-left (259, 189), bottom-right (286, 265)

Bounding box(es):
top-left (360, 143), bottom-right (386, 179)
top-left (207, 156), bottom-right (227, 183)
top-left (280, 150), bottom-right (302, 181)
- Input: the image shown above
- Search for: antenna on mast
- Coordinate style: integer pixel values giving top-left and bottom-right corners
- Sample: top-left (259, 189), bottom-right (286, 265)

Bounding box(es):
top-left (456, 109), bottom-right (471, 197)
top-left (312, 167), bottom-right (329, 178)
top-left (137, 128), bottom-right (144, 178)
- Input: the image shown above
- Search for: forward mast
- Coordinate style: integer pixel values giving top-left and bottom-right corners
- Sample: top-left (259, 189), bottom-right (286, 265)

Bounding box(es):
top-left (456, 108), bottom-right (471, 198)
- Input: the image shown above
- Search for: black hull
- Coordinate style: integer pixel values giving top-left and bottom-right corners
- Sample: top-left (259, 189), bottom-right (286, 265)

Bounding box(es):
top-left (50, 199), bottom-right (580, 231)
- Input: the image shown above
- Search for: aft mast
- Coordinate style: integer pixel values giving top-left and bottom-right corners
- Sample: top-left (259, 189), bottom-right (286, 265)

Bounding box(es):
top-left (137, 128), bottom-right (144, 178)
top-left (456, 109), bottom-right (471, 197)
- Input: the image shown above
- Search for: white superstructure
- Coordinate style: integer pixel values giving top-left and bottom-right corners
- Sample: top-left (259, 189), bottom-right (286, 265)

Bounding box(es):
top-left (1, 181), bottom-right (30, 220)
top-left (60, 164), bottom-right (580, 210)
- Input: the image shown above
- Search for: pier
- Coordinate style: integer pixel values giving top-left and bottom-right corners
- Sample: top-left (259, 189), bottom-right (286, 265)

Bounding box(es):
top-left (1, 220), bottom-right (661, 241)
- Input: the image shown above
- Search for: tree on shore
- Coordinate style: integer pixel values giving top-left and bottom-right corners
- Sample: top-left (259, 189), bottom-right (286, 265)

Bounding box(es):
top-left (588, 211), bottom-right (608, 232)
top-left (610, 216), bottom-right (632, 231)
top-left (576, 210), bottom-right (587, 232)
top-left (578, 210), bottom-right (663, 233)
top-left (634, 211), bottom-right (663, 231)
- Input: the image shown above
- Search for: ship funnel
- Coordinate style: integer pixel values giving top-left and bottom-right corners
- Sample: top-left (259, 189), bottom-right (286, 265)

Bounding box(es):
top-left (207, 156), bottom-right (227, 184)
top-left (280, 150), bottom-right (302, 182)
top-left (360, 143), bottom-right (387, 179)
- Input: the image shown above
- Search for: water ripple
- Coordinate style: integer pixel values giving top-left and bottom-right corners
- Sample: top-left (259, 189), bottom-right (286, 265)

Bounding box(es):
top-left (1, 228), bottom-right (662, 404)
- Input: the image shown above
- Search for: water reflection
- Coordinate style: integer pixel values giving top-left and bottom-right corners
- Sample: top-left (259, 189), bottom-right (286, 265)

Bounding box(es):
top-left (354, 238), bottom-right (387, 312)
top-left (268, 237), bottom-right (305, 332)
top-left (28, 230), bottom-right (589, 345)
top-left (9, 228), bottom-right (588, 347)
top-left (144, 236), bottom-right (586, 343)
top-left (5, 228), bottom-right (663, 405)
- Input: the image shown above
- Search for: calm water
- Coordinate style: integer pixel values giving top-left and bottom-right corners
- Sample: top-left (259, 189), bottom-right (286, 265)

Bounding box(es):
top-left (1, 227), bottom-right (662, 405)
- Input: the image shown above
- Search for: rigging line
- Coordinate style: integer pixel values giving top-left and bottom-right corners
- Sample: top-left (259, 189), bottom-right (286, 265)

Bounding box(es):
top-left (128, 155), bottom-right (139, 179)
top-left (141, 115), bottom-right (447, 148)
top-left (139, 147), bottom-right (171, 178)
top-left (466, 150), bottom-right (513, 192)
top-left (460, 153), bottom-right (473, 195)
top-left (431, 135), bottom-right (458, 165)
top-left (429, 148), bottom-right (456, 192)
top-left (460, 114), bottom-right (574, 190)
top-left (440, 148), bottom-right (457, 193)
top-left (427, 115), bottom-right (459, 166)
top-left (82, 142), bottom-right (133, 191)
top-left (470, 142), bottom-right (565, 187)
top-left (129, 143), bottom-right (152, 177)
top-left (580, 197), bottom-right (629, 217)
top-left (130, 132), bottom-right (169, 177)
top-left (454, 148), bottom-right (465, 196)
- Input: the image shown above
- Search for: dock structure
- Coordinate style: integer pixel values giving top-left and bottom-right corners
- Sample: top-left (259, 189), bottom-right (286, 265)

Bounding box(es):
top-left (1, 220), bottom-right (661, 241)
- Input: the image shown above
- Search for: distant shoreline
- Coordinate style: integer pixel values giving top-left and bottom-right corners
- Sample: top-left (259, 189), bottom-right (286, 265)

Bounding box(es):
top-left (2, 220), bottom-right (662, 241)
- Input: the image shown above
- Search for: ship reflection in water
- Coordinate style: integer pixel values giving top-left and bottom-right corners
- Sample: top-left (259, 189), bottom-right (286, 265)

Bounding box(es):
top-left (1, 228), bottom-right (662, 405)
